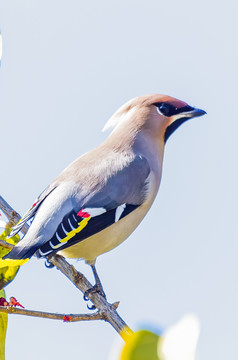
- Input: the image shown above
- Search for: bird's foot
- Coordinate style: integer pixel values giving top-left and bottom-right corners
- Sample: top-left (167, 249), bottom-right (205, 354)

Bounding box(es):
top-left (45, 260), bottom-right (54, 268)
top-left (83, 284), bottom-right (106, 310)
top-left (84, 283), bottom-right (106, 300)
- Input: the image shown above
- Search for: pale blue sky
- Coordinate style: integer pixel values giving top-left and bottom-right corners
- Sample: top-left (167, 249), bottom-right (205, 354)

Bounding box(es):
top-left (0, 1), bottom-right (237, 359)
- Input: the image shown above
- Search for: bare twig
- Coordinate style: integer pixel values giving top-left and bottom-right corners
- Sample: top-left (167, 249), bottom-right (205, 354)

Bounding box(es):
top-left (0, 195), bottom-right (133, 340)
top-left (0, 196), bottom-right (29, 233)
top-left (49, 254), bottom-right (133, 338)
top-left (0, 306), bottom-right (103, 322)
top-left (0, 240), bottom-right (14, 250)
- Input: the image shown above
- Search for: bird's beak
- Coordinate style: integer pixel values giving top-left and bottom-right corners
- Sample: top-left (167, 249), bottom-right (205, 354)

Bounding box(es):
top-left (164, 107), bottom-right (206, 143)
top-left (180, 107), bottom-right (207, 119)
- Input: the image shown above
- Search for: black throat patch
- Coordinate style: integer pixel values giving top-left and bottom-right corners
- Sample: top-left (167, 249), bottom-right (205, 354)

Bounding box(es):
top-left (164, 117), bottom-right (189, 143)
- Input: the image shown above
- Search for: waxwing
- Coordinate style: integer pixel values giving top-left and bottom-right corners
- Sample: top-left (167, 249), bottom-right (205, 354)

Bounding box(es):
top-left (0, 94), bottom-right (206, 286)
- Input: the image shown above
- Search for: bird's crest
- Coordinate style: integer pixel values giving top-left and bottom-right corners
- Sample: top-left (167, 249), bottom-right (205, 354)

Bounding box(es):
top-left (102, 98), bottom-right (137, 132)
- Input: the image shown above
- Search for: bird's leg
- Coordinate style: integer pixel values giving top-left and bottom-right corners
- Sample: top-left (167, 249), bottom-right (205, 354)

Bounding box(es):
top-left (83, 264), bottom-right (106, 306)
top-left (91, 264), bottom-right (106, 298)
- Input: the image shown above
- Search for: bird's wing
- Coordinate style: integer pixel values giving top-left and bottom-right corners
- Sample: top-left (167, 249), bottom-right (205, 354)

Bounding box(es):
top-left (37, 154), bottom-right (151, 257)
top-left (2, 155), bottom-right (150, 266)
top-left (9, 184), bottom-right (58, 237)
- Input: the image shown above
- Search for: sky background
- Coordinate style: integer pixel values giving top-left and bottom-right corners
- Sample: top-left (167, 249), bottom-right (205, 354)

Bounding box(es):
top-left (0, 0), bottom-right (237, 359)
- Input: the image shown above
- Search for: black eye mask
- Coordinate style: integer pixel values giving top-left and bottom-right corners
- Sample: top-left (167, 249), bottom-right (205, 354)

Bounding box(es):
top-left (153, 102), bottom-right (194, 117)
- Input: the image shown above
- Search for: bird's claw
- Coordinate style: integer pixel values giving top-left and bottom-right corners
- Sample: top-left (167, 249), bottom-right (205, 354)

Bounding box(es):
top-left (83, 293), bottom-right (90, 301)
top-left (83, 291), bottom-right (96, 310)
top-left (87, 303), bottom-right (96, 310)
top-left (45, 260), bottom-right (54, 268)
top-left (83, 284), bottom-right (106, 310)
top-left (84, 284), bottom-right (106, 299)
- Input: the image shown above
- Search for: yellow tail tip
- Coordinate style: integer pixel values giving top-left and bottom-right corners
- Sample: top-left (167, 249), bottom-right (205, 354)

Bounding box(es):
top-left (0, 258), bottom-right (29, 268)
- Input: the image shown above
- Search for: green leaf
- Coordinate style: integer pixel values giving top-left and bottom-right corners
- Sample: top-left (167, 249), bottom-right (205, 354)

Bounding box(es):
top-left (0, 288), bottom-right (8, 360)
top-left (0, 227), bottom-right (21, 289)
top-left (120, 330), bottom-right (161, 360)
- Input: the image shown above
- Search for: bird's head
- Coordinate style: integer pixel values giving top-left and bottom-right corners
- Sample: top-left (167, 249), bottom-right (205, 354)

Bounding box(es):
top-left (103, 94), bottom-right (206, 144)
top-left (148, 94), bottom-right (206, 142)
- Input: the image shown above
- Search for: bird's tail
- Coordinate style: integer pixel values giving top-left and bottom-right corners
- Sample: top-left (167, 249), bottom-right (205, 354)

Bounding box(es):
top-left (0, 258), bottom-right (29, 268)
top-left (0, 242), bottom-right (37, 268)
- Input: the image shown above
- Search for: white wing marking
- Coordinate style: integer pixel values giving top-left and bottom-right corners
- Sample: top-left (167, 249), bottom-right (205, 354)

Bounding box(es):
top-left (82, 207), bottom-right (106, 217)
top-left (49, 240), bottom-right (64, 250)
top-left (68, 218), bottom-right (75, 230)
top-left (38, 248), bottom-right (52, 256)
top-left (115, 204), bottom-right (126, 223)
top-left (56, 232), bottom-right (62, 241)
top-left (61, 223), bottom-right (68, 235)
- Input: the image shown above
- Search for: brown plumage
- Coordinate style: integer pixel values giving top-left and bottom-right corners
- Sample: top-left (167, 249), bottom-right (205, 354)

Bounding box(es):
top-left (1, 94), bottom-right (206, 270)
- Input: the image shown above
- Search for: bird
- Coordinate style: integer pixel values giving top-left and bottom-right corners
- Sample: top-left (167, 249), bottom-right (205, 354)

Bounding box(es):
top-left (0, 94), bottom-right (206, 295)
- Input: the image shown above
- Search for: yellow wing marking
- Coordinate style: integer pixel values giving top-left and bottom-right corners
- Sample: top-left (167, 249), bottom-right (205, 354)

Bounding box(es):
top-left (59, 217), bottom-right (91, 244)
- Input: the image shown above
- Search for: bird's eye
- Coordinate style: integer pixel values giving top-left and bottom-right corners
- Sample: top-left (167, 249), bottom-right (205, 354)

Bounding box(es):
top-left (156, 103), bottom-right (172, 116)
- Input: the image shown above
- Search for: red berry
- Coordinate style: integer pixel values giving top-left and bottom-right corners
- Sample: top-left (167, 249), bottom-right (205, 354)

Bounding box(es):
top-left (63, 315), bottom-right (71, 322)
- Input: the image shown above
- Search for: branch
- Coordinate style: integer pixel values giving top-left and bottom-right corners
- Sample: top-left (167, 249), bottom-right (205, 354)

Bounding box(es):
top-left (0, 196), bottom-right (29, 233)
top-left (0, 195), bottom-right (133, 340)
top-left (0, 306), bottom-right (104, 322)
top-left (0, 240), bottom-right (14, 250)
